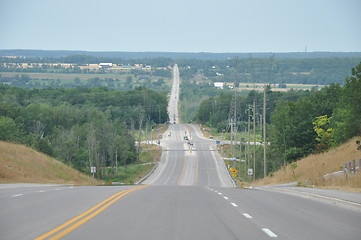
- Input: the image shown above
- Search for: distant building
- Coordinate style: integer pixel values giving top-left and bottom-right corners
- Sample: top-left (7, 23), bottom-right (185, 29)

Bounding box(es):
top-left (214, 82), bottom-right (224, 89)
top-left (98, 63), bottom-right (113, 69)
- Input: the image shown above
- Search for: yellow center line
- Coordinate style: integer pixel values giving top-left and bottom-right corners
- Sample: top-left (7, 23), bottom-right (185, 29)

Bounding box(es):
top-left (178, 158), bottom-right (187, 185)
top-left (35, 185), bottom-right (149, 240)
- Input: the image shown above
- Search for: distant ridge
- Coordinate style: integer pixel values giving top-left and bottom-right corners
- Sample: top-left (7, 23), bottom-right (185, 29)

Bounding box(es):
top-left (1, 49), bottom-right (361, 60)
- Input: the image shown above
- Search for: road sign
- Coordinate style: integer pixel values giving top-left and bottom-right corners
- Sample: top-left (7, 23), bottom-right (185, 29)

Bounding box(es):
top-left (247, 168), bottom-right (253, 176)
top-left (91, 167), bottom-right (96, 173)
top-left (216, 141), bottom-right (221, 145)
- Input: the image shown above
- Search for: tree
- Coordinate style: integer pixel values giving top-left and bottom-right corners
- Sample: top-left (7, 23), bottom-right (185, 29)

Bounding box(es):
top-left (332, 62), bottom-right (361, 143)
top-left (313, 115), bottom-right (333, 153)
top-left (0, 116), bottom-right (20, 141)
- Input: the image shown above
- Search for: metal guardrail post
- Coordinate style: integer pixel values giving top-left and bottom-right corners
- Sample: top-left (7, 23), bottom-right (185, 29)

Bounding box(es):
top-left (359, 159), bottom-right (361, 171)
top-left (352, 159), bottom-right (356, 173)
top-left (344, 163), bottom-right (348, 174)
top-left (348, 161), bottom-right (352, 173)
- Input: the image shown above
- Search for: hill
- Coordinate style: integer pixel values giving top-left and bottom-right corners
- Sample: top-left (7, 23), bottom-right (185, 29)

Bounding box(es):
top-left (0, 141), bottom-right (101, 185)
top-left (254, 137), bottom-right (361, 192)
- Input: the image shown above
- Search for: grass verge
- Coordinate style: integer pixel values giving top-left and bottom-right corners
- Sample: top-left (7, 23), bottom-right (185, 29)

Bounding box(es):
top-left (103, 144), bottom-right (162, 185)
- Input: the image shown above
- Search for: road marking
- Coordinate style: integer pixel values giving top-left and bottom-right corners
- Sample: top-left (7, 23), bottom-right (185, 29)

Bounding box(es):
top-left (35, 185), bottom-right (149, 240)
top-left (195, 156), bottom-right (199, 185)
top-left (178, 157), bottom-right (187, 185)
top-left (262, 228), bottom-right (278, 238)
top-left (218, 192), bottom-right (222, 195)
top-left (242, 213), bottom-right (253, 219)
top-left (12, 194), bottom-right (23, 197)
top-left (223, 196), bottom-right (229, 200)
top-left (231, 202), bottom-right (238, 207)
top-left (37, 190), bottom-right (46, 193)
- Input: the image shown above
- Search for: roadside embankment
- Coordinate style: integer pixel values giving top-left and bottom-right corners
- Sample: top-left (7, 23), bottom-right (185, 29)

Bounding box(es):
top-left (0, 141), bottom-right (101, 185)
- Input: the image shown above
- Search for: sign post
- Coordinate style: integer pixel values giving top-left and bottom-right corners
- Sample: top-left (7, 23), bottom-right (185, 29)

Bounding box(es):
top-left (91, 166), bottom-right (96, 178)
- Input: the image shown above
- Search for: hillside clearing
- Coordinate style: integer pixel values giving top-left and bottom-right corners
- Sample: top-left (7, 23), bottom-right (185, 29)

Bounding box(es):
top-left (254, 137), bottom-right (361, 192)
top-left (0, 141), bottom-right (101, 185)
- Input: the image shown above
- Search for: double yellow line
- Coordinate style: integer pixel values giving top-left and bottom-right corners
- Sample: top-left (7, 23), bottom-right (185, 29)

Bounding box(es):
top-left (35, 185), bottom-right (149, 240)
top-left (178, 156), bottom-right (199, 185)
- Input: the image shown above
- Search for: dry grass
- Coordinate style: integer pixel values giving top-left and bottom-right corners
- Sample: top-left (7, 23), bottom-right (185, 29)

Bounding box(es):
top-left (0, 141), bottom-right (102, 185)
top-left (254, 137), bottom-right (361, 192)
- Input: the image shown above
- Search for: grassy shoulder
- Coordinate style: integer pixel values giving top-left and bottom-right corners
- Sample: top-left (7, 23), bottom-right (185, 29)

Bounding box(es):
top-left (0, 141), bottom-right (101, 185)
top-left (253, 137), bottom-right (361, 193)
top-left (102, 144), bottom-right (162, 185)
top-left (201, 125), bottom-right (361, 192)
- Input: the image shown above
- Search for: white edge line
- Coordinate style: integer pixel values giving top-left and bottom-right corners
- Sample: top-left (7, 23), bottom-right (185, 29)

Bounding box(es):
top-left (262, 228), bottom-right (278, 238)
top-left (242, 213), bottom-right (253, 219)
top-left (12, 194), bottom-right (23, 197)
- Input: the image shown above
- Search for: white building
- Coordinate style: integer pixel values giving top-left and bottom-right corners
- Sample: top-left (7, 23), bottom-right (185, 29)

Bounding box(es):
top-left (214, 82), bottom-right (224, 89)
top-left (98, 63), bottom-right (113, 69)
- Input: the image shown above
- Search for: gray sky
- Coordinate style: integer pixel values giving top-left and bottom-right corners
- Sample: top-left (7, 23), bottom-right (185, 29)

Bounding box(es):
top-left (0, 0), bottom-right (360, 53)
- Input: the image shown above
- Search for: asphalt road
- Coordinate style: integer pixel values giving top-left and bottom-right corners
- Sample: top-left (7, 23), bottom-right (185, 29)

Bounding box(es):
top-left (1, 65), bottom-right (360, 239)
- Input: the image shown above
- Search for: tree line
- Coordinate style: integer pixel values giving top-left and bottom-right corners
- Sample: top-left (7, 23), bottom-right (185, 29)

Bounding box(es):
top-left (196, 62), bottom-right (361, 177)
top-left (2, 55), bottom-right (361, 85)
top-left (0, 86), bottom-right (168, 178)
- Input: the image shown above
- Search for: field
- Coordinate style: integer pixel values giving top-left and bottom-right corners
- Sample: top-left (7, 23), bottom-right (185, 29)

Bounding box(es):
top-left (1, 72), bottom-right (129, 81)
top-left (236, 83), bottom-right (325, 92)
top-left (0, 71), bottom-right (173, 90)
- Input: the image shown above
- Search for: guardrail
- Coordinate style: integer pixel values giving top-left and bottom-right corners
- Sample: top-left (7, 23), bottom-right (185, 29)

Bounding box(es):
top-left (344, 159), bottom-right (361, 174)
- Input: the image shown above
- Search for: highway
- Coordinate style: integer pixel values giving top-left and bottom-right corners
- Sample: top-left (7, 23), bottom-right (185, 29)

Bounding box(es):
top-left (1, 65), bottom-right (361, 239)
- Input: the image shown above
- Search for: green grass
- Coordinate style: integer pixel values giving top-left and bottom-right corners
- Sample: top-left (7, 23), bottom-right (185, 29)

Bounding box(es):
top-left (1, 72), bottom-right (173, 87)
top-left (103, 144), bottom-right (161, 185)
top-left (103, 163), bottom-right (155, 185)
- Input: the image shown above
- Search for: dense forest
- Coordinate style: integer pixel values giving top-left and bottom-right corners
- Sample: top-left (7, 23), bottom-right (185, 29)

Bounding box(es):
top-left (196, 62), bottom-right (361, 178)
top-left (0, 86), bottom-right (168, 178)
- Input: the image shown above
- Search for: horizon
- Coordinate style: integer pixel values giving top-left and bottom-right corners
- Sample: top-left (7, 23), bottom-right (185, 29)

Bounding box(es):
top-left (2, 49), bottom-right (361, 54)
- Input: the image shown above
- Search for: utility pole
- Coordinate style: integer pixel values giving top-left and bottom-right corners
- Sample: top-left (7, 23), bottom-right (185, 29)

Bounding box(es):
top-left (228, 92), bottom-right (238, 169)
top-left (263, 86), bottom-right (267, 178)
top-left (247, 106), bottom-right (251, 182)
top-left (233, 92), bottom-right (237, 160)
top-left (253, 99), bottom-right (256, 181)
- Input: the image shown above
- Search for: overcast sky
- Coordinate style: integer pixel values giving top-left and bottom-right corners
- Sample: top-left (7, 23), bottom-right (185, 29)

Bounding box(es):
top-left (0, 0), bottom-right (360, 53)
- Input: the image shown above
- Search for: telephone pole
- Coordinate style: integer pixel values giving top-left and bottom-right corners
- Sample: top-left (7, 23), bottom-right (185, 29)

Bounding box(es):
top-left (228, 92), bottom-right (238, 163)
top-left (247, 106), bottom-right (251, 182)
top-left (253, 99), bottom-right (256, 181)
top-left (263, 86), bottom-right (267, 178)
